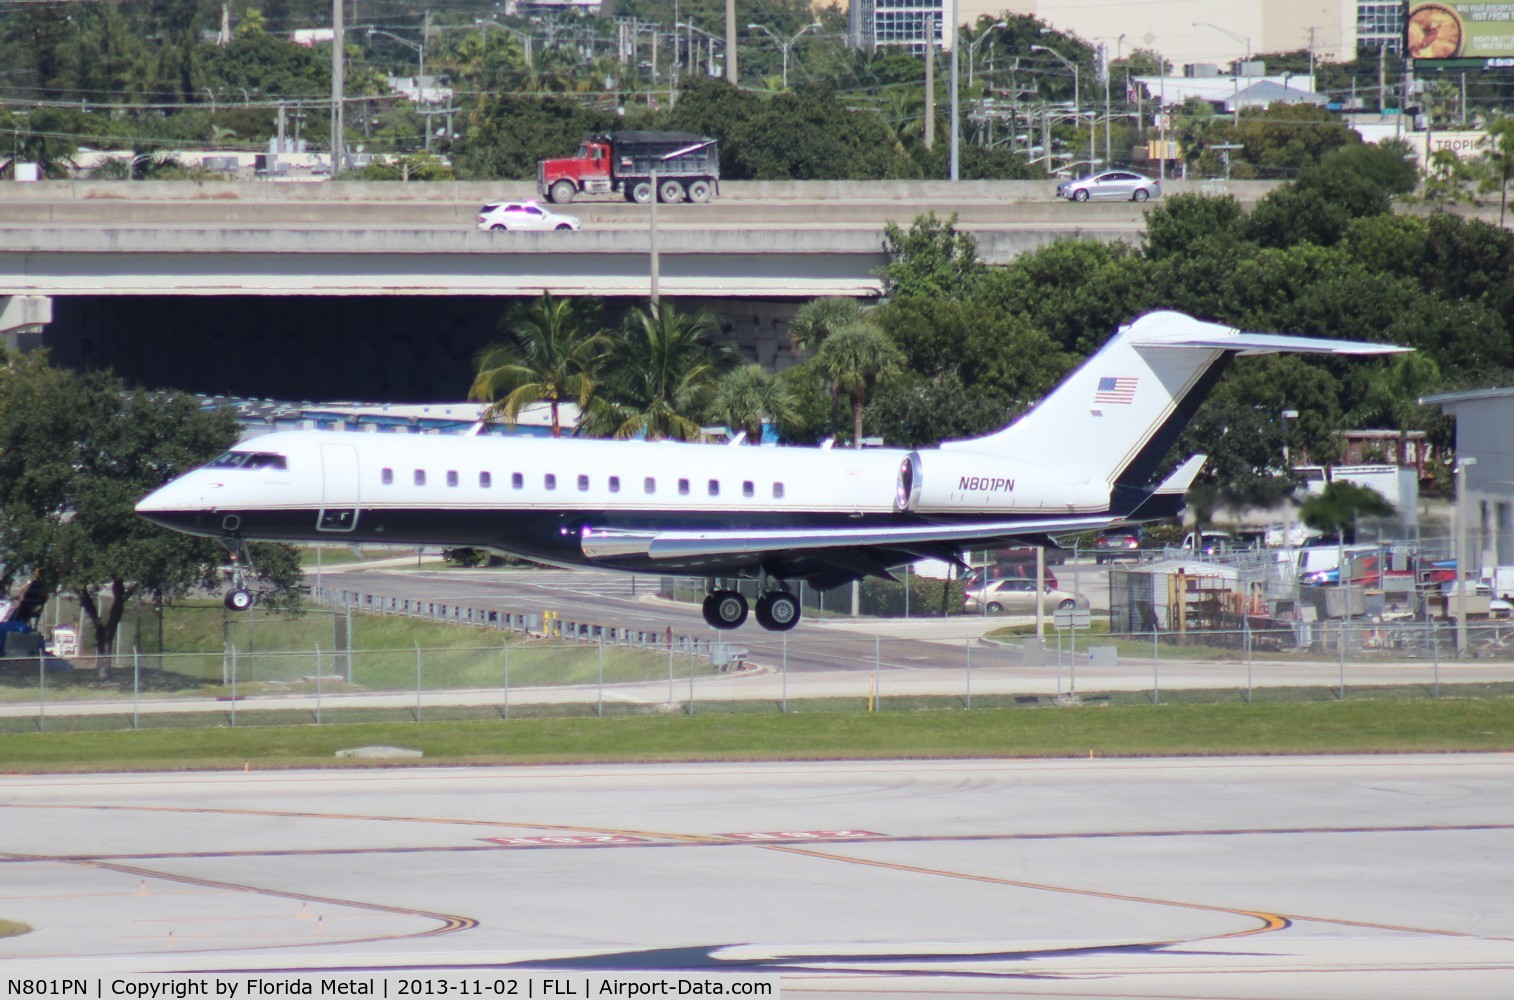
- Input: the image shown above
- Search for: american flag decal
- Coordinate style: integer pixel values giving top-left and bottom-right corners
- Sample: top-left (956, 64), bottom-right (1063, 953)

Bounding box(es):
top-left (1094, 376), bottom-right (1138, 404)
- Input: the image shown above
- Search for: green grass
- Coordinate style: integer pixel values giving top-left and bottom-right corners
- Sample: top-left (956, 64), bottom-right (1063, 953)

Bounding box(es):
top-left (2, 697), bottom-right (1511, 772)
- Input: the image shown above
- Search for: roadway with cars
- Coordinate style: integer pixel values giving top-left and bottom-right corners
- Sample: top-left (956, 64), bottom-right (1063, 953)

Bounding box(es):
top-left (4, 755), bottom-right (1512, 998)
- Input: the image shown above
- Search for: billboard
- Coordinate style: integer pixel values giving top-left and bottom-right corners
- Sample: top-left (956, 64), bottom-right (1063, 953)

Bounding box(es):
top-left (1406, 2), bottom-right (1514, 67)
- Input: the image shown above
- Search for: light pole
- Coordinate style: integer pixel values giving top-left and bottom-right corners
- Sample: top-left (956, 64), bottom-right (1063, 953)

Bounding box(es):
top-left (747, 21), bottom-right (821, 90)
top-left (1280, 408), bottom-right (1299, 595)
top-left (967, 21), bottom-right (1007, 84)
top-left (1192, 20), bottom-right (1251, 125)
top-left (367, 27), bottom-right (425, 88)
top-left (475, 18), bottom-right (533, 69)
top-left (1455, 456), bottom-right (1478, 656)
top-left (1191, 20), bottom-right (1251, 61)
top-left (1031, 43), bottom-right (1086, 168)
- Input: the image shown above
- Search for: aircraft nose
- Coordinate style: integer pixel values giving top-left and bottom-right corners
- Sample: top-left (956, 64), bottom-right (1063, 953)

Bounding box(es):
top-left (135, 476), bottom-right (219, 534)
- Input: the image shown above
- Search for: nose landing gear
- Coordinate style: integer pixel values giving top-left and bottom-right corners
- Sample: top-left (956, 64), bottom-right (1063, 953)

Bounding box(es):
top-left (220, 538), bottom-right (254, 611)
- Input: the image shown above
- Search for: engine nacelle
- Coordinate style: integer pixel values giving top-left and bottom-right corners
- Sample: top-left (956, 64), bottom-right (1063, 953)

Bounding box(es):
top-left (895, 450), bottom-right (1108, 514)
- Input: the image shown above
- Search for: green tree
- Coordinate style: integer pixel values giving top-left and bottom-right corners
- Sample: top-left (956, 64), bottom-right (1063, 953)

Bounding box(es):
top-left (0, 352), bottom-right (301, 678)
top-left (710, 364), bottom-right (796, 444)
top-left (788, 296), bottom-right (867, 353)
top-left (469, 294), bottom-right (610, 437)
top-left (1299, 481), bottom-right (1397, 543)
top-left (879, 212), bottom-right (984, 300)
top-left (814, 322), bottom-right (904, 447)
top-left (1477, 116), bottom-right (1514, 226)
top-left (587, 303), bottom-right (735, 441)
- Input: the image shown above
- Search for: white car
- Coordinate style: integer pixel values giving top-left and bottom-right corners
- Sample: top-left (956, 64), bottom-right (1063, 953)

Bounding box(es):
top-left (476, 201), bottom-right (581, 232)
top-left (964, 578), bottom-right (1087, 614)
top-left (1056, 170), bottom-right (1161, 203)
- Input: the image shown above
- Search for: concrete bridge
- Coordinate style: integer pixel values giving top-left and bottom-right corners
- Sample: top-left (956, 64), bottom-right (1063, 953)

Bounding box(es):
top-left (0, 179), bottom-right (1277, 308)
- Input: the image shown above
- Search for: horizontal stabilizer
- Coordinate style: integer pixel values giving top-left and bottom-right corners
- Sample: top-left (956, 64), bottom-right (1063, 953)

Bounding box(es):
top-left (1155, 454), bottom-right (1207, 494)
top-left (581, 515), bottom-right (1115, 562)
top-left (1133, 332), bottom-right (1410, 357)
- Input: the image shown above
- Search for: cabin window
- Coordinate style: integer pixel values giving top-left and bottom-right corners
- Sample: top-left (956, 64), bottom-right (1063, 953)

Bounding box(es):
top-left (577, 474), bottom-right (590, 492)
top-left (644, 477), bottom-right (656, 494)
top-left (511, 472), bottom-right (524, 489)
top-left (773, 483), bottom-right (785, 499)
top-left (609, 476), bottom-right (621, 493)
top-left (446, 470), bottom-right (459, 488)
top-left (743, 481), bottom-right (755, 498)
top-left (479, 471), bottom-right (492, 488)
top-left (414, 470), bottom-right (426, 486)
top-left (381, 468), bottom-right (393, 485)
top-left (707, 479), bottom-right (720, 497)
top-left (545, 474), bottom-right (557, 490)
top-left (678, 478), bottom-right (690, 496)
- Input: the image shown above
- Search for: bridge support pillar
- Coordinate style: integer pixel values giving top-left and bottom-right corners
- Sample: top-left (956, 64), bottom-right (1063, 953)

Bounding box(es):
top-left (0, 295), bottom-right (52, 352)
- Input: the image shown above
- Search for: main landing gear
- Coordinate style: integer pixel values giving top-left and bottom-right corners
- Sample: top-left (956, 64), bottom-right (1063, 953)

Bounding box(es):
top-left (701, 587), bottom-right (800, 632)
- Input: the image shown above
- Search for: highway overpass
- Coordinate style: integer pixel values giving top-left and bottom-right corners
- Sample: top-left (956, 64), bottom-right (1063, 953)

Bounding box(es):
top-left (0, 179), bottom-right (1275, 305)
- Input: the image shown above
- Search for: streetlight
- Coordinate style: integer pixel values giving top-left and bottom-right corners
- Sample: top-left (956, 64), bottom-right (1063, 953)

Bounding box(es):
top-left (1032, 43), bottom-right (1092, 170)
top-left (1093, 34), bottom-right (1126, 167)
top-left (747, 21), bottom-right (821, 90)
top-left (1455, 456), bottom-right (1478, 656)
top-left (475, 18), bottom-right (533, 69)
top-left (1280, 408), bottom-right (1299, 571)
top-left (367, 27), bottom-right (425, 88)
top-left (967, 21), bottom-right (1007, 84)
top-left (1191, 20), bottom-right (1252, 61)
top-left (1030, 43), bottom-right (1078, 111)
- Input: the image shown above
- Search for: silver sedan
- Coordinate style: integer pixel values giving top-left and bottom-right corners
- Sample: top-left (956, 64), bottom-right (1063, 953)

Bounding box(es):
top-left (1057, 170), bottom-right (1161, 203)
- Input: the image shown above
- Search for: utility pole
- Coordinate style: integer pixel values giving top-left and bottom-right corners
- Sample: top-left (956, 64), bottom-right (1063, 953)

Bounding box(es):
top-left (924, 15), bottom-right (935, 150)
top-left (725, 0), bottom-right (737, 83)
top-left (330, 0), bottom-right (344, 176)
top-left (949, 0), bottom-right (960, 180)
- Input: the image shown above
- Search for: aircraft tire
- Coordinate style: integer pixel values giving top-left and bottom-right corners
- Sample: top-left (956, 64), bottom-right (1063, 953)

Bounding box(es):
top-left (704, 590), bottom-right (748, 629)
top-left (755, 592), bottom-right (800, 632)
top-left (225, 588), bottom-right (253, 611)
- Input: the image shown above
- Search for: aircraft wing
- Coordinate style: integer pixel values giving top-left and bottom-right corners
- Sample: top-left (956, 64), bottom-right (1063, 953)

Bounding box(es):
top-left (580, 515), bottom-right (1117, 562)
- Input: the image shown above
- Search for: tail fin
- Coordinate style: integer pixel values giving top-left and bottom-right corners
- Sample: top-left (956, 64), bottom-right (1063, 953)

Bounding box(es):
top-left (944, 311), bottom-right (1406, 491)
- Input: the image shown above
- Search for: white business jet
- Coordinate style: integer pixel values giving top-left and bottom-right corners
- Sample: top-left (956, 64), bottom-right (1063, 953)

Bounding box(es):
top-left (136, 311), bottom-right (1405, 631)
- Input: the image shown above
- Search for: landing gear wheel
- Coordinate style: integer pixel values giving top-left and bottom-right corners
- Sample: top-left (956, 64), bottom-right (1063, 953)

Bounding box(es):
top-left (631, 180), bottom-right (654, 204)
top-left (225, 588), bottom-right (253, 611)
top-left (702, 590), bottom-right (748, 630)
top-left (755, 592), bottom-right (800, 632)
top-left (658, 179), bottom-right (685, 203)
top-left (549, 179), bottom-right (577, 205)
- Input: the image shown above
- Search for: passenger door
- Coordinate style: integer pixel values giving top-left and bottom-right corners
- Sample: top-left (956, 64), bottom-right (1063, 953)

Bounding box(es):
top-left (317, 444), bottom-right (360, 532)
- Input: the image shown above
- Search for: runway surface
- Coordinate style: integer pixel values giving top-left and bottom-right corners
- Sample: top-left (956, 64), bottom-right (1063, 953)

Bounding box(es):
top-left (3, 756), bottom-right (1514, 997)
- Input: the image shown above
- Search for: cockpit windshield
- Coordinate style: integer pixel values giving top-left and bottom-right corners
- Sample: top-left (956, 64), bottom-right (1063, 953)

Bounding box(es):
top-left (208, 451), bottom-right (288, 470)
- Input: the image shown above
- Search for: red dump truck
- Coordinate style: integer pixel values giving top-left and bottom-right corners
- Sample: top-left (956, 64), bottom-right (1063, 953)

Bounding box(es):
top-left (537, 130), bottom-right (720, 205)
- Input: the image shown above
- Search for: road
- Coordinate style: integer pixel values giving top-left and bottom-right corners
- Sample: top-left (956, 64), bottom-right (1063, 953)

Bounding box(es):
top-left (3, 756), bottom-right (1512, 998)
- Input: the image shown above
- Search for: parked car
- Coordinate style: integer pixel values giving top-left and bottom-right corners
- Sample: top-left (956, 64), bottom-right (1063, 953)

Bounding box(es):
top-left (964, 578), bottom-right (1087, 614)
top-left (1094, 529), bottom-right (1143, 564)
top-left (1056, 170), bottom-right (1161, 203)
top-left (962, 564), bottom-right (1057, 590)
top-left (476, 201), bottom-right (581, 231)
top-left (1182, 530), bottom-right (1237, 555)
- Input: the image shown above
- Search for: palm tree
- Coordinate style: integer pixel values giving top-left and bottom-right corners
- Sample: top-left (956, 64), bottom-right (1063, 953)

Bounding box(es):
top-left (815, 322), bottom-right (904, 448)
top-left (469, 294), bottom-right (609, 437)
top-left (587, 303), bottom-right (735, 441)
top-left (711, 364), bottom-right (796, 444)
top-left (788, 296), bottom-right (867, 353)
